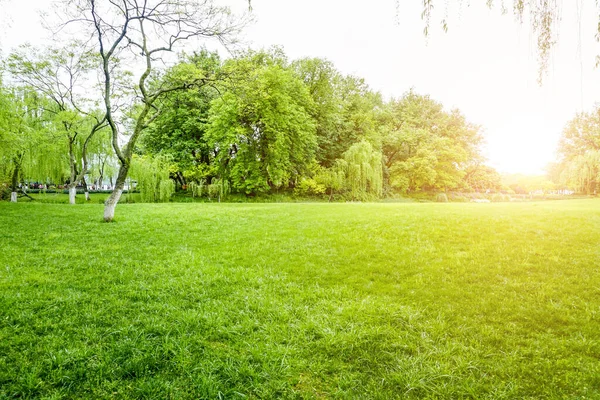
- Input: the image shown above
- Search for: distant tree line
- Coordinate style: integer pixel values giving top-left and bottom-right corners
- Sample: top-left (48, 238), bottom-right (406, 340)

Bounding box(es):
top-left (1, 44), bottom-right (503, 205)
top-left (141, 48), bottom-right (500, 200)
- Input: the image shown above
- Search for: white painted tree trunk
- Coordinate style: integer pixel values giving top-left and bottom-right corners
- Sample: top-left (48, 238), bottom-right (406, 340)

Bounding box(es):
top-left (10, 192), bottom-right (17, 203)
top-left (85, 191), bottom-right (90, 201)
top-left (103, 188), bottom-right (123, 222)
top-left (69, 186), bottom-right (77, 205)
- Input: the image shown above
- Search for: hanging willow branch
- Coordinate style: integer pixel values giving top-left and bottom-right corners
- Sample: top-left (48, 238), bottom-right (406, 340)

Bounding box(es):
top-left (417, 0), bottom-right (575, 82)
top-left (342, 141), bottom-right (383, 200)
top-left (130, 154), bottom-right (175, 202)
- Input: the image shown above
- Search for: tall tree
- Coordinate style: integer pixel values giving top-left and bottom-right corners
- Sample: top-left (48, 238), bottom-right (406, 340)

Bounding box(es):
top-left (556, 107), bottom-right (600, 194)
top-left (383, 91), bottom-right (482, 192)
top-left (7, 43), bottom-right (108, 204)
top-left (341, 140), bottom-right (383, 200)
top-left (0, 87), bottom-right (61, 202)
top-left (559, 109), bottom-right (600, 160)
top-left (58, 0), bottom-right (245, 221)
top-left (463, 163), bottom-right (502, 192)
top-left (141, 50), bottom-right (222, 186)
top-left (207, 51), bottom-right (317, 194)
top-left (293, 58), bottom-right (384, 167)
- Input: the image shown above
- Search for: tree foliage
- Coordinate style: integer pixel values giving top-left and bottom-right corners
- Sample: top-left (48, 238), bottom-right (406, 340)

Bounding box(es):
top-left (418, 0), bottom-right (563, 82)
top-left (292, 58), bottom-right (384, 167)
top-left (6, 43), bottom-right (108, 202)
top-left (130, 154), bottom-right (175, 202)
top-left (554, 107), bottom-right (600, 194)
top-left (207, 51), bottom-right (317, 194)
top-left (383, 91), bottom-right (482, 192)
top-left (142, 50), bottom-right (222, 186)
top-left (0, 86), bottom-right (64, 197)
top-left (55, 0), bottom-right (245, 220)
top-left (342, 140), bottom-right (383, 199)
top-left (1, 30), bottom-right (499, 203)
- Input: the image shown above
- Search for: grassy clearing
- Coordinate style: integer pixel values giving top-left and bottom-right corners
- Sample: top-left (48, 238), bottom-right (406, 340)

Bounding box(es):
top-left (0, 200), bottom-right (599, 399)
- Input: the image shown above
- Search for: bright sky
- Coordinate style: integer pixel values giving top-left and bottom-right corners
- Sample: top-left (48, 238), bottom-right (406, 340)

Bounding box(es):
top-left (2, 0), bottom-right (600, 175)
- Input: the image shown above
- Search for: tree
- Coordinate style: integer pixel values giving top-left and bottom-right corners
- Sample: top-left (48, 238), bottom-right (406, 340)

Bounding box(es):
top-left (58, 0), bottom-right (245, 221)
top-left (130, 154), bottom-right (175, 202)
top-left (559, 109), bottom-right (600, 160)
top-left (561, 151), bottom-right (600, 194)
top-left (463, 164), bottom-right (502, 192)
top-left (207, 51), bottom-right (317, 194)
top-left (293, 58), bottom-right (384, 167)
top-left (555, 107), bottom-right (600, 194)
top-left (141, 50), bottom-right (222, 187)
top-left (0, 86), bottom-right (62, 202)
top-left (341, 140), bottom-right (383, 200)
top-left (6, 43), bottom-right (108, 204)
top-left (383, 91), bottom-right (483, 192)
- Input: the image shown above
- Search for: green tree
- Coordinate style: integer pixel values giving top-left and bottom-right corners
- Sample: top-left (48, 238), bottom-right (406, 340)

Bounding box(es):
top-left (293, 58), bottom-right (383, 167)
top-left (58, 0), bottom-right (245, 221)
top-left (559, 109), bottom-right (600, 160)
top-left (0, 87), bottom-right (62, 202)
top-left (141, 51), bottom-right (222, 187)
top-left (556, 107), bottom-right (600, 194)
top-left (463, 164), bottom-right (502, 192)
top-left (6, 43), bottom-right (108, 203)
top-left (342, 140), bottom-right (383, 200)
top-left (130, 154), bottom-right (175, 202)
top-left (561, 151), bottom-right (600, 194)
top-left (383, 91), bottom-right (483, 192)
top-left (207, 52), bottom-right (317, 194)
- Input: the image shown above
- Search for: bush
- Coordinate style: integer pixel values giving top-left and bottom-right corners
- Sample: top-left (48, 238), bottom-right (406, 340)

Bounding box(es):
top-left (436, 193), bottom-right (449, 203)
top-left (0, 185), bottom-right (10, 201)
top-left (294, 178), bottom-right (326, 197)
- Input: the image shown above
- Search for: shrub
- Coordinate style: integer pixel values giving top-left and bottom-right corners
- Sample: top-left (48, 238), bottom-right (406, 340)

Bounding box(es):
top-left (207, 179), bottom-right (230, 201)
top-left (295, 178), bottom-right (326, 197)
top-left (188, 180), bottom-right (205, 198)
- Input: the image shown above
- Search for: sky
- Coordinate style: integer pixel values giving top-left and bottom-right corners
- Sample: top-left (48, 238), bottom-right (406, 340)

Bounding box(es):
top-left (2, 0), bottom-right (600, 175)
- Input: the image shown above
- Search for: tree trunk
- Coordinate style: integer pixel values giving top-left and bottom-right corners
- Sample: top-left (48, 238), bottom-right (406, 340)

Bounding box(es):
top-left (175, 171), bottom-right (186, 189)
top-left (82, 177), bottom-right (90, 201)
top-left (10, 158), bottom-right (20, 203)
top-left (103, 163), bottom-right (129, 222)
top-left (69, 185), bottom-right (77, 205)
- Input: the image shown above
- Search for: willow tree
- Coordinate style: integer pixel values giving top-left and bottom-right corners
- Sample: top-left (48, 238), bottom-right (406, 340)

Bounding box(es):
top-left (130, 154), bottom-right (175, 203)
top-left (7, 44), bottom-right (107, 204)
top-left (417, 1), bottom-right (560, 82)
top-left (57, 0), bottom-right (245, 221)
top-left (85, 128), bottom-right (115, 192)
top-left (342, 140), bottom-right (383, 200)
top-left (0, 87), bottom-right (63, 202)
top-left (561, 151), bottom-right (600, 194)
top-left (556, 107), bottom-right (600, 193)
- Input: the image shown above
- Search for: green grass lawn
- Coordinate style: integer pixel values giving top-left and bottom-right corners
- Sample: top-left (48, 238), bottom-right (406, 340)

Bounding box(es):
top-left (1, 200), bottom-right (599, 399)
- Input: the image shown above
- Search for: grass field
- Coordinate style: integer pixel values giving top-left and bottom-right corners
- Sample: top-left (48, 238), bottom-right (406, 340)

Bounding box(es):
top-left (1, 200), bottom-right (599, 399)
